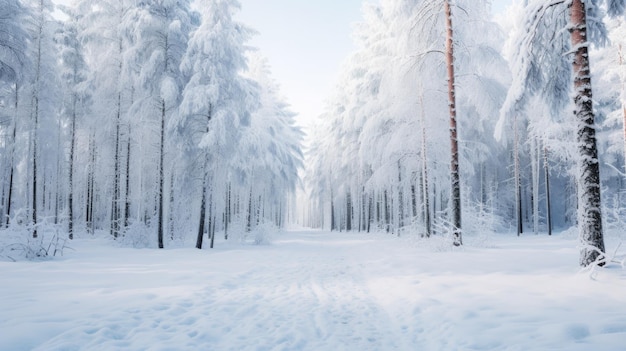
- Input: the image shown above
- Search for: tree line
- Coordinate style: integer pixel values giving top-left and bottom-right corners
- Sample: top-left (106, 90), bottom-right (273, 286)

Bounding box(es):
top-left (0, 0), bottom-right (303, 249)
top-left (304, 0), bottom-right (626, 266)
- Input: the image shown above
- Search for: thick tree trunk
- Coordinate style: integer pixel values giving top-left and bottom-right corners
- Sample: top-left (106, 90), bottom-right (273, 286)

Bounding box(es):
top-left (444, 0), bottom-right (462, 246)
top-left (570, 0), bottom-right (605, 267)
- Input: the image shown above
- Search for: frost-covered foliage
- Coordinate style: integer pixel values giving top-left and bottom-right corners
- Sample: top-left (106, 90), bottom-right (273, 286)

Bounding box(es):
top-left (0, 0), bottom-right (29, 82)
top-left (499, 0), bottom-right (626, 266)
top-left (0, 0), bottom-right (302, 252)
top-left (305, 0), bottom-right (510, 236)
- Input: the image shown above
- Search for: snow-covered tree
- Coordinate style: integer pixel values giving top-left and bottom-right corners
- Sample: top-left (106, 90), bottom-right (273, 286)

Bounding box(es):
top-left (177, 0), bottom-right (253, 249)
top-left (499, 0), bottom-right (626, 266)
top-left (306, 0), bottom-right (509, 241)
top-left (0, 0), bottom-right (31, 227)
top-left (132, 0), bottom-right (195, 248)
top-left (57, 5), bottom-right (90, 239)
top-left (24, 0), bottom-right (61, 238)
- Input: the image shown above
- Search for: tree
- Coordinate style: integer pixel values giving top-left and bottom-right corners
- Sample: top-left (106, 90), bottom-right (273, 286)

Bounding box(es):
top-left (444, 0), bottom-right (461, 246)
top-left (571, 0), bottom-right (605, 266)
top-left (500, 0), bottom-right (625, 266)
top-left (0, 0), bottom-right (30, 227)
top-left (306, 0), bottom-right (509, 239)
top-left (57, 6), bottom-right (89, 239)
top-left (25, 0), bottom-right (61, 238)
top-left (177, 0), bottom-right (251, 249)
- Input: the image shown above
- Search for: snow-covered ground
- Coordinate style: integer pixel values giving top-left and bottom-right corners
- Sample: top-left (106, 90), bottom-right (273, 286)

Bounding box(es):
top-left (1, 229), bottom-right (625, 350)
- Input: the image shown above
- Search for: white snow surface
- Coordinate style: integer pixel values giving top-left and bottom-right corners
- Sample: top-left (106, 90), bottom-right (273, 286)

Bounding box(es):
top-left (1, 230), bottom-right (626, 350)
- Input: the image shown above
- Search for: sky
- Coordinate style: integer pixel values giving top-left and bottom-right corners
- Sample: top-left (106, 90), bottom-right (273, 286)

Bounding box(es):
top-left (237, 0), bottom-right (515, 134)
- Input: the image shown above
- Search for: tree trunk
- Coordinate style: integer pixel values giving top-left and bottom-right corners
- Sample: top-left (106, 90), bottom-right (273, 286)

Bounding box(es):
top-left (124, 130), bottom-right (131, 228)
top-left (444, 0), bottom-right (462, 246)
top-left (225, 183), bottom-right (231, 240)
top-left (384, 190), bottom-right (390, 233)
top-left (86, 133), bottom-right (95, 234)
top-left (157, 99), bottom-right (165, 249)
top-left (209, 192), bottom-right (216, 249)
top-left (514, 115), bottom-right (523, 237)
top-left (397, 161), bottom-right (404, 233)
top-left (6, 84), bottom-right (18, 227)
top-left (196, 174), bottom-right (207, 249)
top-left (112, 92), bottom-right (122, 238)
top-left (346, 192), bottom-right (352, 231)
top-left (618, 44), bottom-right (626, 175)
top-left (419, 95), bottom-right (431, 238)
top-left (544, 145), bottom-right (552, 236)
top-left (68, 92), bottom-right (77, 239)
top-left (31, 6), bottom-right (45, 239)
top-left (531, 137), bottom-right (540, 234)
top-left (570, 0), bottom-right (605, 267)
top-left (330, 187), bottom-right (336, 231)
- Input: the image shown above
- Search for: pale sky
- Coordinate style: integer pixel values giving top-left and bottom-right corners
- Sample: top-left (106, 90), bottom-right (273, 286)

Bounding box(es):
top-left (237, 0), bottom-right (515, 134)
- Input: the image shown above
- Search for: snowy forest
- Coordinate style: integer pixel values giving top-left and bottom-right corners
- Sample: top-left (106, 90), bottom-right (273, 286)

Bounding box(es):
top-left (3, 0), bottom-right (626, 349)
top-left (0, 0), bottom-right (625, 265)
top-left (305, 0), bottom-right (626, 267)
top-left (0, 0), bottom-right (304, 252)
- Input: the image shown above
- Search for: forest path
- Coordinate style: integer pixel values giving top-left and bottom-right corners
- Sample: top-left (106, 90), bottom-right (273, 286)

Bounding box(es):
top-left (2, 229), bottom-right (626, 350)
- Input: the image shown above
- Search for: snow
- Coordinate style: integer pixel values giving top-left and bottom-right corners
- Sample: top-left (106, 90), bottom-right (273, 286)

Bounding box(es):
top-left (1, 230), bottom-right (626, 350)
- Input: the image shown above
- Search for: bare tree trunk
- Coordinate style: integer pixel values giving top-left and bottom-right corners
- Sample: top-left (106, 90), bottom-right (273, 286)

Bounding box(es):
top-left (444, 0), bottom-right (462, 246)
top-left (570, 0), bottom-right (605, 267)
top-left (124, 127), bottom-right (131, 228)
top-left (6, 84), bottom-right (18, 227)
top-left (619, 44), bottom-right (626, 174)
top-left (419, 95), bottom-right (431, 238)
top-left (157, 99), bottom-right (166, 249)
top-left (32, 22), bottom-right (43, 239)
top-left (225, 183), bottom-right (231, 240)
top-left (544, 145), bottom-right (552, 236)
top-left (110, 88), bottom-right (122, 238)
top-left (384, 189), bottom-right (390, 233)
top-left (169, 171), bottom-right (175, 240)
top-left (346, 191), bottom-right (352, 231)
top-left (86, 133), bottom-right (95, 234)
top-left (397, 161), bottom-right (404, 233)
top-left (68, 91), bottom-right (77, 239)
top-left (514, 115), bottom-right (523, 237)
top-left (330, 187), bottom-right (336, 231)
top-left (196, 173), bottom-right (206, 249)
